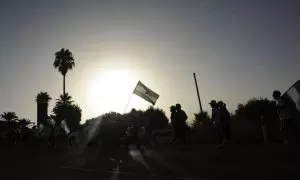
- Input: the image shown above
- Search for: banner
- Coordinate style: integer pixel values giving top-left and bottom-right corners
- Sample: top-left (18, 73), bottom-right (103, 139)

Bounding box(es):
top-left (133, 81), bottom-right (159, 105)
top-left (282, 80), bottom-right (300, 128)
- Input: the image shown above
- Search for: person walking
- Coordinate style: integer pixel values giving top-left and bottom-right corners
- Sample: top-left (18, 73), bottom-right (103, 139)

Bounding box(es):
top-left (170, 105), bottom-right (179, 143)
top-left (218, 101), bottom-right (232, 144)
top-left (210, 100), bottom-right (223, 146)
top-left (273, 90), bottom-right (293, 144)
top-left (175, 104), bottom-right (188, 144)
top-left (131, 108), bottom-right (141, 149)
top-left (125, 122), bottom-right (133, 148)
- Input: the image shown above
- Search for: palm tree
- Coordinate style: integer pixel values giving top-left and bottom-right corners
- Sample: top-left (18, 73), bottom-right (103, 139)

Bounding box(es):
top-left (17, 118), bottom-right (32, 129)
top-left (36, 91), bottom-right (52, 103)
top-left (56, 93), bottom-right (73, 106)
top-left (1, 112), bottom-right (18, 122)
top-left (53, 48), bottom-right (75, 96)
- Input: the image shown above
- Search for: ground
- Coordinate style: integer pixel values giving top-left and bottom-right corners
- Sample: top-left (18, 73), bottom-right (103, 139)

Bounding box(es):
top-left (1, 142), bottom-right (300, 180)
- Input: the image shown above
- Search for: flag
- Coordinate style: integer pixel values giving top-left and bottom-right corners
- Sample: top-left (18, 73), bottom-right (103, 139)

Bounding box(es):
top-left (282, 80), bottom-right (300, 128)
top-left (133, 81), bottom-right (159, 105)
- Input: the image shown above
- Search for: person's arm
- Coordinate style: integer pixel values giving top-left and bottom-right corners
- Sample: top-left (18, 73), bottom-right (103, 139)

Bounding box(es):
top-left (211, 109), bottom-right (216, 121)
top-left (183, 111), bottom-right (188, 121)
top-left (277, 99), bottom-right (285, 109)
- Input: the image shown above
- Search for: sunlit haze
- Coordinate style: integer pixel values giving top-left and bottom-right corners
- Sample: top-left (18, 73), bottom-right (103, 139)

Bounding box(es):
top-left (0, 0), bottom-right (299, 123)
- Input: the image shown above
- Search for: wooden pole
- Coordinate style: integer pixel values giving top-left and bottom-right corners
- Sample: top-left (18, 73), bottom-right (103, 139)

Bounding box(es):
top-left (193, 73), bottom-right (203, 113)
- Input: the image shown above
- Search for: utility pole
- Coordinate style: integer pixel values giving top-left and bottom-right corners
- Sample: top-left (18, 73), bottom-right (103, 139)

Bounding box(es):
top-left (193, 73), bottom-right (203, 113)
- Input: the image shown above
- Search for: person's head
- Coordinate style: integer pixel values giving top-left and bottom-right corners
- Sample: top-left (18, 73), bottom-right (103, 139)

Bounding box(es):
top-left (209, 100), bottom-right (217, 108)
top-left (217, 101), bottom-right (224, 108)
top-left (175, 103), bottom-right (181, 110)
top-left (170, 105), bottom-right (176, 113)
top-left (273, 90), bottom-right (281, 100)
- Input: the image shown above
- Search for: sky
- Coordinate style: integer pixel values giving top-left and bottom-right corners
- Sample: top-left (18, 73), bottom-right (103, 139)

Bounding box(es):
top-left (0, 0), bottom-right (299, 124)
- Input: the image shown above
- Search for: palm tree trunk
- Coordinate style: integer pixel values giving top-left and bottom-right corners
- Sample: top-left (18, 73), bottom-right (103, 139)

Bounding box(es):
top-left (63, 75), bottom-right (66, 96)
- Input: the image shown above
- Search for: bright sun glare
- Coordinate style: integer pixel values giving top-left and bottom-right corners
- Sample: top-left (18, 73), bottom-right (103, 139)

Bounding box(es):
top-left (85, 68), bottom-right (139, 117)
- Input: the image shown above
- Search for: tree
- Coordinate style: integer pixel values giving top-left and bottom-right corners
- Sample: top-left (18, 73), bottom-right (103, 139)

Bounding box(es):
top-left (56, 93), bottom-right (73, 106)
top-left (52, 94), bottom-right (81, 132)
top-left (1, 112), bottom-right (18, 122)
top-left (53, 93), bottom-right (74, 124)
top-left (188, 111), bottom-right (215, 144)
top-left (35, 91), bottom-right (52, 103)
top-left (17, 118), bottom-right (32, 129)
top-left (53, 48), bottom-right (75, 96)
top-left (144, 107), bottom-right (169, 130)
top-left (232, 98), bottom-right (280, 143)
top-left (192, 111), bottom-right (210, 127)
top-left (63, 104), bottom-right (82, 132)
top-left (234, 98), bottom-right (277, 124)
top-left (14, 118), bottom-right (33, 143)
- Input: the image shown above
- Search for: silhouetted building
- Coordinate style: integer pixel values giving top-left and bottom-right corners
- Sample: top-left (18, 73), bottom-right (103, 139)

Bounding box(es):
top-left (37, 102), bottom-right (48, 125)
top-left (36, 92), bottom-right (51, 125)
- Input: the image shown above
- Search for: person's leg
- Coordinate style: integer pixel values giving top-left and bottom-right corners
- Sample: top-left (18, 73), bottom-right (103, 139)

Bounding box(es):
top-left (281, 119), bottom-right (288, 144)
top-left (286, 119), bottom-right (295, 143)
top-left (135, 133), bottom-right (140, 149)
top-left (227, 124), bottom-right (231, 142)
top-left (224, 123), bottom-right (231, 142)
top-left (216, 124), bottom-right (224, 145)
top-left (182, 126), bottom-right (188, 144)
top-left (172, 128), bottom-right (177, 144)
top-left (145, 129), bottom-right (152, 147)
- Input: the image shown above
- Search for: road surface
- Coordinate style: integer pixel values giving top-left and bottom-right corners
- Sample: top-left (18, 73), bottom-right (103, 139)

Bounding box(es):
top-left (1, 143), bottom-right (300, 180)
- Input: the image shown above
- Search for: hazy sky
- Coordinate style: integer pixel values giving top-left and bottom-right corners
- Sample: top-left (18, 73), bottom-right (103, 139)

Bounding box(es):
top-left (0, 0), bottom-right (299, 123)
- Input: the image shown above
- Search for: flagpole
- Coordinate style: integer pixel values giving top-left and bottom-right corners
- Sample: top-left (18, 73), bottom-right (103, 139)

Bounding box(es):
top-left (123, 93), bottom-right (133, 114)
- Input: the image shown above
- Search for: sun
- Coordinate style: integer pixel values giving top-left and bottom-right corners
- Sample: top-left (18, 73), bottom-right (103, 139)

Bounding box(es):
top-left (85, 68), bottom-right (139, 117)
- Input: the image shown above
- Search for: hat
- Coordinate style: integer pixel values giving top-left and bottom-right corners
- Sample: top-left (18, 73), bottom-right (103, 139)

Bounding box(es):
top-left (209, 100), bottom-right (217, 105)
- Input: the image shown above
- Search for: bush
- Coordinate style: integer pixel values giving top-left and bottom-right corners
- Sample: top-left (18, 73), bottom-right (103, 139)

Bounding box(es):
top-left (188, 98), bottom-right (283, 144)
top-left (188, 111), bottom-right (216, 144)
top-left (232, 98), bottom-right (282, 143)
top-left (84, 107), bottom-right (169, 146)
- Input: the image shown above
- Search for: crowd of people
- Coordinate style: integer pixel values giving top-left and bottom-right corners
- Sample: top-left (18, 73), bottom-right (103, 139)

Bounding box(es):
top-left (165, 90), bottom-right (299, 148)
top-left (208, 90), bottom-right (299, 147)
top-left (30, 89), bottom-right (300, 149)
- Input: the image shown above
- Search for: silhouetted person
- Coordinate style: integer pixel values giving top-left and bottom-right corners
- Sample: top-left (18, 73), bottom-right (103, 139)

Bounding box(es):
top-left (273, 90), bottom-right (293, 144)
top-left (218, 101), bottom-right (231, 144)
top-left (210, 100), bottom-right (222, 146)
top-left (131, 108), bottom-right (141, 149)
top-left (170, 105), bottom-right (179, 143)
top-left (175, 104), bottom-right (188, 144)
top-left (125, 123), bottom-right (133, 148)
top-left (259, 107), bottom-right (268, 145)
top-left (138, 123), bottom-right (146, 145)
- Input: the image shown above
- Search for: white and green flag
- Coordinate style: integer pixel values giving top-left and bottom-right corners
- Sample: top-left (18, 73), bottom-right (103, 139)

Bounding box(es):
top-left (133, 81), bottom-right (159, 105)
